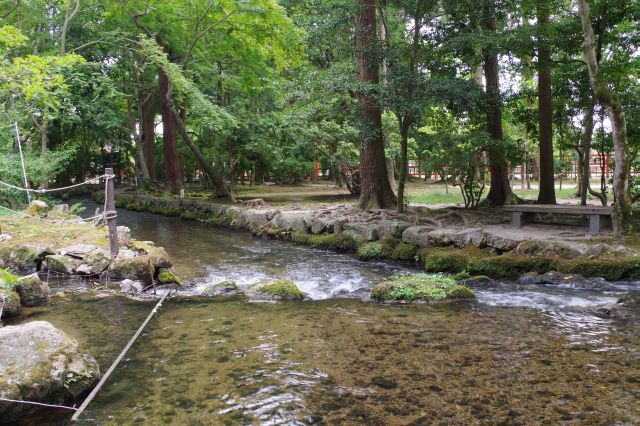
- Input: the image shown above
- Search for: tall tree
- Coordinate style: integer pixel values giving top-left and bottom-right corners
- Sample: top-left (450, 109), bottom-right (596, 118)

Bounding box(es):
top-left (356, 0), bottom-right (397, 209)
top-left (577, 0), bottom-right (633, 234)
top-left (158, 68), bottom-right (181, 194)
top-left (483, 7), bottom-right (513, 206)
top-left (536, 0), bottom-right (556, 204)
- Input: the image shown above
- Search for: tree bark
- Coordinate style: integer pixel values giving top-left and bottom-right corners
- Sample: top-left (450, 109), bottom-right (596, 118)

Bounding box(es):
top-left (158, 68), bottom-right (181, 194)
top-left (141, 89), bottom-right (156, 181)
top-left (356, 0), bottom-right (396, 210)
top-left (536, 1), bottom-right (556, 204)
top-left (483, 14), bottom-right (513, 206)
top-left (578, 0), bottom-right (633, 234)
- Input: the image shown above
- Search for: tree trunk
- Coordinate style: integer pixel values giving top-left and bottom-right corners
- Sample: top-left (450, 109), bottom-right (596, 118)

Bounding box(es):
top-left (578, 0), bottom-right (633, 234)
top-left (40, 115), bottom-right (48, 157)
top-left (158, 68), bottom-right (181, 194)
top-left (356, 0), bottom-right (396, 210)
top-left (483, 14), bottom-right (513, 206)
top-left (579, 102), bottom-right (595, 205)
top-left (141, 90), bottom-right (156, 182)
top-left (536, 1), bottom-right (556, 204)
top-left (397, 123), bottom-right (409, 213)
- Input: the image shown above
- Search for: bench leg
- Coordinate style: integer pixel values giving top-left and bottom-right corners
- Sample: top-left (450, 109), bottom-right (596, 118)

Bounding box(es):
top-left (589, 215), bottom-right (601, 234)
top-left (512, 212), bottom-right (524, 228)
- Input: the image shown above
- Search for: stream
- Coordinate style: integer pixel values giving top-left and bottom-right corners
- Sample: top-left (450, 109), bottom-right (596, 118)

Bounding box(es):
top-left (14, 204), bottom-right (640, 424)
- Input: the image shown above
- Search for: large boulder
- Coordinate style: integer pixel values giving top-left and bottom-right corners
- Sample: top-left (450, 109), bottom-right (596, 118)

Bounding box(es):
top-left (131, 241), bottom-right (172, 269)
top-left (109, 254), bottom-right (153, 283)
top-left (401, 226), bottom-right (432, 247)
top-left (15, 273), bottom-right (50, 307)
top-left (0, 321), bottom-right (100, 421)
top-left (42, 255), bottom-right (76, 275)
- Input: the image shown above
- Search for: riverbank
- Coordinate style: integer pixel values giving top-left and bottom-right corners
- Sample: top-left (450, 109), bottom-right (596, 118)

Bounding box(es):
top-left (0, 204), bottom-right (182, 318)
top-left (107, 191), bottom-right (640, 283)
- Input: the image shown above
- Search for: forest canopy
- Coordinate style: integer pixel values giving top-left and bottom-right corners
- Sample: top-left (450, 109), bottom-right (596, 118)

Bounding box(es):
top-left (0, 0), bottom-right (638, 232)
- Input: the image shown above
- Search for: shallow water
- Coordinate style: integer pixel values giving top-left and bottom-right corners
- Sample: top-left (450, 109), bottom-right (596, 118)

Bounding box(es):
top-left (14, 205), bottom-right (640, 424)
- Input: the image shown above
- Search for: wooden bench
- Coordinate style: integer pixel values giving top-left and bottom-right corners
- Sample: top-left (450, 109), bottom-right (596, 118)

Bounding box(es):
top-left (503, 204), bottom-right (613, 234)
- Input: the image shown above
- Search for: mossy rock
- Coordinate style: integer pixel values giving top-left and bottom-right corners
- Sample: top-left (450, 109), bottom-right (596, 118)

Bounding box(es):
top-left (423, 246), bottom-right (490, 273)
top-left (0, 245), bottom-right (43, 273)
top-left (156, 269), bottom-right (183, 286)
top-left (371, 274), bottom-right (475, 303)
top-left (391, 243), bottom-right (418, 262)
top-left (25, 200), bottom-right (48, 216)
top-left (469, 254), bottom-right (560, 278)
top-left (15, 273), bottom-right (50, 307)
top-left (559, 256), bottom-right (640, 281)
top-left (43, 255), bottom-right (76, 274)
top-left (357, 237), bottom-right (397, 261)
top-left (246, 279), bottom-right (304, 301)
top-left (301, 232), bottom-right (358, 252)
top-left (291, 231), bottom-right (311, 245)
top-left (0, 288), bottom-right (21, 318)
top-left (109, 255), bottom-right (153, 283)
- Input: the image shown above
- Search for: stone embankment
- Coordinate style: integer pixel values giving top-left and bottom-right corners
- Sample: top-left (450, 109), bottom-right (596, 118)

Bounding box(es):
top-left (112, 192), bottom-right (640, 283)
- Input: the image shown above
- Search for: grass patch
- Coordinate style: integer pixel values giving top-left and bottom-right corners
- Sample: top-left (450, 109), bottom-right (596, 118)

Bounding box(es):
top-left (0, 269), bottom-right (19, 289)
top-left (371, 273), bottom-right (475, 302)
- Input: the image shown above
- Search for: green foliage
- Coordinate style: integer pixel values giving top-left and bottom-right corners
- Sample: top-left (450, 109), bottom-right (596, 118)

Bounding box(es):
top-left (69, 203), bottom-right (86, 215)
top-left (371, 273), bottom-right (475, 302)
top-left (0, 269), bottom-right (19, 290)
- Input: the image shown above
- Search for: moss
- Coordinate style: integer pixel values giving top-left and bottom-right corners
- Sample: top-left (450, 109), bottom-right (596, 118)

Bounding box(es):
top-left (291, 231), bottom-right (311, 245)
top-left (470, 254), bottom-right (559, 278)
top-left (180, 211), bottom-right (203, 221)
top-left (423, 246), bottom-right (490, 273)
top-left (371, 274), bottom-right (475, 302)
top-left (391, 243), bottom-right (418, 262)
top-left (358, 236), bottom-right (397, 260)
top-left (205, 213), bottom-right (234, 227)
top-left (157, 269), bottom-right (183, 286)
top-left (559, 257), bottom-right (640, 281)
top-left (0, 288), bottom-right (21, 317)
top-left (149, 206), bottom-right (180, 216)
top-left (258, 279), bottom-right (304, 300)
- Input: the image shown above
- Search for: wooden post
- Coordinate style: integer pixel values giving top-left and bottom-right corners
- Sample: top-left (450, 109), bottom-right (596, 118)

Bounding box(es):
top-left (105, 168), bottom-right (119, 258)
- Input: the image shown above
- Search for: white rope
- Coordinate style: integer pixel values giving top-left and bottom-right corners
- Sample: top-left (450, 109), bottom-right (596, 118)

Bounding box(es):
top-left (0, 175), bottom-right (108, 194)
top-left (0, 397), bottom-right (77, 411)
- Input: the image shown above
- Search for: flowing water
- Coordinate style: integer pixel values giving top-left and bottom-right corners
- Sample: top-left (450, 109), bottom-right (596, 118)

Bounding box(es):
top-left (13, 206), bottom-right (640, 425)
